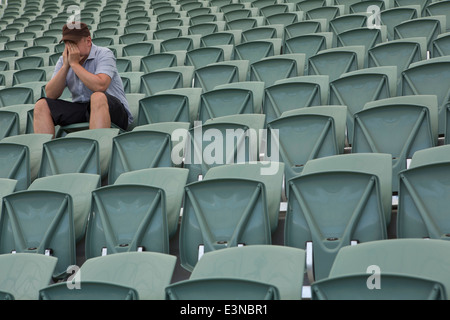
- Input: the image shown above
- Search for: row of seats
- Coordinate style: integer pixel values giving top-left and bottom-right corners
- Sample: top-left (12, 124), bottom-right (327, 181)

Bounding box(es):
top-left (0, 53), bottom-right (450, 129)
top-left (1, 144), bottom-right (450, 296)
top-left (2, 239), bottom-right (450, 300)
top-left (1, 0), bottom-right (450, 301)
top-left (0, 95), bottom-right (443, 194)
top-left (2, 6), bottom-right (450, 61)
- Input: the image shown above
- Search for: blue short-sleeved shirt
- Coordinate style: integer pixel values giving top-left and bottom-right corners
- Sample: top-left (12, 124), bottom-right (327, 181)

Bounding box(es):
top-left (52, 43), bottom-right (133, 124)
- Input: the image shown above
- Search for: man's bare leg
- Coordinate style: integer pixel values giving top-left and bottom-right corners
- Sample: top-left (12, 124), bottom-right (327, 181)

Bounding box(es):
top-left (33, 99), bottom-right (56, 137)
top-left (89, 92), bottom-right (111, 129)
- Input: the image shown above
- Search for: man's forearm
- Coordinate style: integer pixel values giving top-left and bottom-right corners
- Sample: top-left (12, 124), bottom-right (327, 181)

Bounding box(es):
top-left (70, 63), bottom-right (110, 92)
top-left (45, 65), bottom-right (69, 99)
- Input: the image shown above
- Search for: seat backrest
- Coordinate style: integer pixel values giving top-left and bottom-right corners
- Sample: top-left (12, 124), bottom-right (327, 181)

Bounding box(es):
top-left (285, 153), bottom-right (392, 281)
top-left (368, 37), bottom-right (427, 84)
top-left (249, 54), bottom-right (306, 88)
top-left (39, 137), bottom-right (101, 178)
top-left (140, 52), bottom-right (178, 73)
top-left (308, 46), bottom-right (365, 82)
top-left (190, 245), bottom-right (306, 300)
top-left (397, 144), bottom-right (450, 239)
top-left (425, 1), bottom-right (450, 32)
top-left (267, 105), bottom-right (347, 183)
top-left (234, 39), bottom-right (281, 65)
top-left (336, 26), bottom-right (387, 54)
top-left (138, 88), bottom-right (201, 126)
top-left (139, 69), bottom-right (185, 95)
top-left (0, 87), bottom-right (34, 107)
top-left (283, 33), bottom-right (333, 70)
top-left (114, 167), bottom-right (189, 239)
top-left (193, 62), bottom-right (240, 92)
top-left (28, 173), bottom-right (101, 243)
top-left (329, 66), bottom-right (397, 144)
top-left (0, 143), bottom-right (30, 191)
top-left (1, 133), bottom-right (53, 182)
top-left (0, 110), bottom-right (20, 140)
top-left (328, 12), bottom-right (370, 37)
top-left (329, 238), bottom-right (450, 296)
top-left (39, 281), bottom-right (139, 300)
top-left (108, 122), bottom-right (190, 184)
top-left (0, 190), bottom-right (76, 279)
top-left (198, 87), bottom-right (254, 122)
top-left (432, 32), bottom-right (450, 58)
top-left (393, 16), bottom-right (446, 52)
top-left (311, 273), bottom-right (446, 300)
top-left (215, 81), bottom-right (265, 114)
top-left (85, 184), bottom-right (169, 259)
top-left (179, 178), bottom-right (271, 272)
top-left (165, 278), bottom-right (280, 300)
top-left (379, 6), bottom-right (421, 40)
top-left (0, 253), bottom-right (57, 300)
top-left (263, 75), bottom-right (329, 124)
top-left (185, 46), bottom-right (225, 69)
top-left (353, 95), bottom-right (438, 192)
top-left (79, 252), bottom-right (177, 300)
top-left (284, 20), bottom-right (324, 39)
top-left (401, 56), bottom-right (450, 135)
top-left (184, 114), bottom-right (265, 183)
top-left (204, 161), bottom-right (285, 233)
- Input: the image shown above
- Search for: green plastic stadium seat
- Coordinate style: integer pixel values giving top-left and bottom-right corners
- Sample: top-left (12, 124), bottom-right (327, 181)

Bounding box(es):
top-left (397, 145), bottom-right (450, 239)
top-left (0, 142), bottom-right (30, 191)
top-left (249, 54), bottom-right (306, 88)
top-left (39, 282), bottom-right (139, 300)
top-left (432, 32), bottom-right (450, 58)
top-left (114, 167), bottom-right (189, 239)
top-left (393, 16), bottom-right (446, 52)
top-left (184, 114), bottom-right (265, 183)
top-left (311, 273), bottom-right (446, 300)
top-left (166, 278), bottom-right (280, 300)
top-left (73, 252), bottom-right (177, 300)
top-left (204, 162), bottom-right (285, 233)
top-left (179, 177), bottom-right (272, 272)
top-left (0, 189), bottom-right (76, 279)
top-left (308, 46), bottom-right (365, 82)
top-left (0, 87), bottom-right (34, 107)
top-left (285, 153), bottom-right (392, 282)
top-left (190, 245), bottom-right (306, 300)
top-left (108, 122), bottom-right (190, 184)
top-left (198, 87), bottom-right (255, 123)
top-left (193, 60), bottom-right (249, 92)
top-left (263, 75), bottom-right (329, 125)
top-left (0, 253), bottom-right (57, 300)
top-left (85, 183), bottom-right (169, 258)
top-left (401, 56), bottom-right (450, 135)
top-left (379, 6), bottom-right (421, 40)
top-left (28, 173), bottom-right (101, 243)
top-left (329, 66), bottom-right (397, 145)
top-left (1, 133), bottom-right (52, 183)
top-left (352, 95), bottom-right (438, 192)
top-left (267, 105), bottom-right (347, 187)
top-left (138, 88), bottom-right (202, 126)
top-left (328, 238), bottom-right (450, 298)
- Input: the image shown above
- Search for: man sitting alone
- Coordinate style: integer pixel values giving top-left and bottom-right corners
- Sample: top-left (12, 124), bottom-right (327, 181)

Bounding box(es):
top-left (33, 22), bottom-right (132, 137)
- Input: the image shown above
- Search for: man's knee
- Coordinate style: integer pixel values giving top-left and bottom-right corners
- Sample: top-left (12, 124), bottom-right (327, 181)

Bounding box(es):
top-left (34, 98), bottom-right (51, 118)
top-left (90, 92), bottom-right (108, 106)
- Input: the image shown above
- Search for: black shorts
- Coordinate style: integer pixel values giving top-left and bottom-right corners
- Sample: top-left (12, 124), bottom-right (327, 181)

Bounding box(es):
top-left (41, 92), bottom-right (129, 130)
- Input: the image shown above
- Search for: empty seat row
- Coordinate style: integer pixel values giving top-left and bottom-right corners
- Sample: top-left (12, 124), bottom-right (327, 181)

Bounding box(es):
top-left (1, 143), bottom-right (450, 299)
